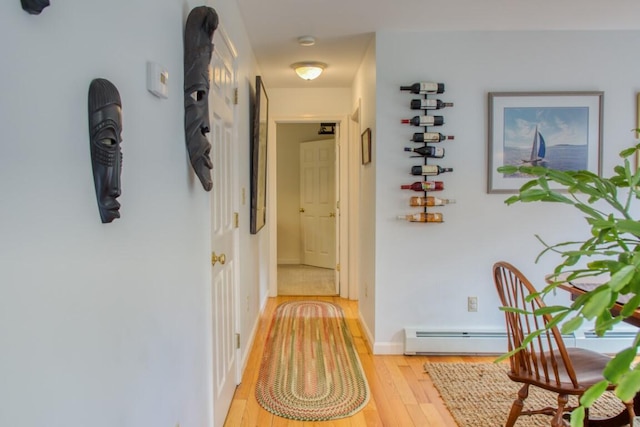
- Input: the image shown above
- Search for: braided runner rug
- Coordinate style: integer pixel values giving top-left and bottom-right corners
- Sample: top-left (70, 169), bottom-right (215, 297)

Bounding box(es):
top-left (255, 301), bottom-right (370, 420)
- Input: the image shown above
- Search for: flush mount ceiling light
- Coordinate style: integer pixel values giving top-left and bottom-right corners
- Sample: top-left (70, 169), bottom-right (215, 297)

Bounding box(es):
top-left (297, 35), bottom-right (316, 46)
top-left (291, 62), bottom-right (326, 81)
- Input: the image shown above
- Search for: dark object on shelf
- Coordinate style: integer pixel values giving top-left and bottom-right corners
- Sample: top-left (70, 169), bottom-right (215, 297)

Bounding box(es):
top-left (400, 181), bottom-right (444, 192)
top-left (183, 6), bottom-right (218, 191)
top-left (400, 82), bottom-right (444, 94)
top-left (410, 99), bottom-right (453, 110)
top-left (318, 123), bottom-right (335, 135)
top-left (250, 76), bottom-right (269, 234)
top-left (411, 165), bottom-right (453, 176)
top-left (21, 0), bottom-right (49, 14)
top-left (88, 78), bottom-right (123, 224)
top-left (411, 132), bottom-right (454, 143)
top-left (404, 146), bottom-right (444, 158)
top-left (401, 115), bottom-right (444, 126)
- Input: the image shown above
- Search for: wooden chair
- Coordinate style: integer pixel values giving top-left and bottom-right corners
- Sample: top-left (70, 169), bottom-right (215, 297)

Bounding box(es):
top-left (492, 261), bottom-right (635, 427)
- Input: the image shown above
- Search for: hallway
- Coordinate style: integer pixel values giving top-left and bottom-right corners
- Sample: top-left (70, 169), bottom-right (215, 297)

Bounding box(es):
top-left (223, 296), bottom-right (494, 426)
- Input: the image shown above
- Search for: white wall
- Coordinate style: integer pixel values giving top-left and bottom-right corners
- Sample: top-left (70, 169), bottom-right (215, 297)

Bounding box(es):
top-left (351, 37), bottom-right (377, 342)
top-left (372, 30), bottom-right (640, 353)
top-left (0, 1), bottom-right (261, 426)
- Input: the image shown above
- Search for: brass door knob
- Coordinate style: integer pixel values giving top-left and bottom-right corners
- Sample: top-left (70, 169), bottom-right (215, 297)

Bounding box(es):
top-left (211, 252), bottom-right (227, 266)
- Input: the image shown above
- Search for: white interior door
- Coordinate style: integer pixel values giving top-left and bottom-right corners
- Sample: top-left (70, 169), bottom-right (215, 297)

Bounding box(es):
top-left (299, 139), bottom-right (336, 269)
top-left (209, 28), bottom-right (238, 427)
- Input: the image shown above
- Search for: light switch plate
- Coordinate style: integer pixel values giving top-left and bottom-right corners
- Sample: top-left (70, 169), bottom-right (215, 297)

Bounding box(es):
top-left (146, 61), bottom-right (168, 99)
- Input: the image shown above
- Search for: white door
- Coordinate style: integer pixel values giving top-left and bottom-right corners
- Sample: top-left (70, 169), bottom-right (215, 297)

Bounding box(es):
top-left (299, 139), bottom-right (336, 269)
top-left (209, 28), bottom-right (238, 427)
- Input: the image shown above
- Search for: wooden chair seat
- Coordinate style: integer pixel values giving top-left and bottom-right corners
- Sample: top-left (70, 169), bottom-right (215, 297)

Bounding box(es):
top-left (507, 347), bottom-right (612, 393)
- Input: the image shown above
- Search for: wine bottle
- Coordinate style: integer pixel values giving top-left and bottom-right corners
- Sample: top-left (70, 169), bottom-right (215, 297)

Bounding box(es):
top-left (409, 196), bottom-right (456, 207)
top-left (404, 146), bottom-right (444, 158)
top-left (400, 82), bottom-right (445, 94)
top-left (411, 132), bottom-right (454, 143)
top-left (410, 99), bottom-right (454, 110)
top-left (411, 165), bottom-right (453, 176)
top-left (397, 212), bottom-right (443, 223)
top-left (401, 115), bottom-right (444, 127)
top-left (400, 181), bottom-right (444, 191)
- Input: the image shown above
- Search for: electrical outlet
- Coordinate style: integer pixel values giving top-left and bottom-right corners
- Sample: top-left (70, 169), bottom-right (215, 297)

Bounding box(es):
top-left (467, 296), bottom-right (478, 312)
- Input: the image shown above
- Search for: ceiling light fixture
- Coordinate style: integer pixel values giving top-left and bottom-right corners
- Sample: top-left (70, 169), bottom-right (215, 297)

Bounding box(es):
top-left (297, 35), bottom-right (316, 47)
top-left (291, 62), bottom-right (326, 81)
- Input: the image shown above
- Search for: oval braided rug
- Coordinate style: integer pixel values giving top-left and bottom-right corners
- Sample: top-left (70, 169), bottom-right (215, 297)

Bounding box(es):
top-left (255, 301), bottom-right (370, 420)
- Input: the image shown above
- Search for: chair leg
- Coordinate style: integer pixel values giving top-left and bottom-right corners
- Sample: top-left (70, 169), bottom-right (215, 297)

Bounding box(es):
top-left (505, 384), bottom-right (529, 427)
top-left (551, 394), bottom-right (569, 427)
top-left (623, 400), bottom-right (635, 426)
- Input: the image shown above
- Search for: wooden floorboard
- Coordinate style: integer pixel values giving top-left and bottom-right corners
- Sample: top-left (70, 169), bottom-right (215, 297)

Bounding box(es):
top-left (223, 295), bottom-right (497, 427)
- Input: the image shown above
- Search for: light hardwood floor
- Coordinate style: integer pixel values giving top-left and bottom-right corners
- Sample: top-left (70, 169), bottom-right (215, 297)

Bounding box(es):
top-left (223, 295), bottom-right (497, 427)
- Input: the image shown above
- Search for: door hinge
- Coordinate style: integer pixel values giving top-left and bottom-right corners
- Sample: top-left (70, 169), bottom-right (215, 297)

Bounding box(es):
top-left (236, 333), bottom-right (241, 349)
top-left (336, 263), bottom-right (341, 272)
top-left (234, 212), bottom-right (239, 228)
top-left (233, 88), bottom-right (238, 105)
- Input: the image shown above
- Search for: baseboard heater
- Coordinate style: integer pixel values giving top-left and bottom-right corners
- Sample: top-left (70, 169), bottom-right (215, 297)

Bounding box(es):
top-left (403, 328), bottom-right (636, 355)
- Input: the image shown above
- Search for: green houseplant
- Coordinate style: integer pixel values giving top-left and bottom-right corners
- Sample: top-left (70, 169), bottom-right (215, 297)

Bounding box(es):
top-left (497, 144), bottom-right (640, 426)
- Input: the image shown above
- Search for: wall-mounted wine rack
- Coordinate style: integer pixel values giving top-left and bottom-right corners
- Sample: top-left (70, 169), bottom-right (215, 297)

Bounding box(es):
top-left (399, 82), bottom-right (455, 223)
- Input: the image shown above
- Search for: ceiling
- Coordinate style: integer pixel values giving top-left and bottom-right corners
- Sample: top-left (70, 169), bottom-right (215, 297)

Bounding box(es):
top-left (234, 0), bottom-right (640, 89)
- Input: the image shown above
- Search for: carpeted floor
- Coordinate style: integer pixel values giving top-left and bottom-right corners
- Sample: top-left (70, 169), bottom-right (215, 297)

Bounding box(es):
top-left (277, 264), bottom-right (336, 295)
top-left (424, 362), bottom-right (630, 427)
top-left (255, 301), bottom-right (369, 421)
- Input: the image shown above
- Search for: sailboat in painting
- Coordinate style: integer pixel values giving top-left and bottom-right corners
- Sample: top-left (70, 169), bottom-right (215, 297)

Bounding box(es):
top-left (521, 125), bottom-right (547, 166)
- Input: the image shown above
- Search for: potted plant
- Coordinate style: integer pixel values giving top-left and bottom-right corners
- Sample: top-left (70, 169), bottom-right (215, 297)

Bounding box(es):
top-left (497, 144), bottom-right (640, 426)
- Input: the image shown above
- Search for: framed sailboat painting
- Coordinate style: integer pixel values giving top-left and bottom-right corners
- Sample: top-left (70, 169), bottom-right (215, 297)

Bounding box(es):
top-left (487, 91), bottom-right (603, 193)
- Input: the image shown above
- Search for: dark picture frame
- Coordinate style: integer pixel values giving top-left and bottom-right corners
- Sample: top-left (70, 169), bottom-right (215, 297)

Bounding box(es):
top-left (250, 76), bottom-right (269, 234)
top-left (361, 128), bottom-right (371, 165)
top-left (487, 91), bottom-right (603, 193)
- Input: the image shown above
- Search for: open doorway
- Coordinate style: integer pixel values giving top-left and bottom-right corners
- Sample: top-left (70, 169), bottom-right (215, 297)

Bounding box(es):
top-left (276, 122), bottom-right (338, 296)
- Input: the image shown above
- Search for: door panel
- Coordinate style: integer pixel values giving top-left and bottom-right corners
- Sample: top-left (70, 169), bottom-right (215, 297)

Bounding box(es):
top-left (299, 139), bottom-right (336, 269)
top-left (209, 27), bottom-right (237, 427)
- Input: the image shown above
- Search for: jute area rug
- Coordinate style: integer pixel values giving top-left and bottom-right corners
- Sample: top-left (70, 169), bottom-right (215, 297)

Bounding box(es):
top-left (255, 301), bottom-right (369, 421)
top-left (424, 362), bottom-right (627, 427)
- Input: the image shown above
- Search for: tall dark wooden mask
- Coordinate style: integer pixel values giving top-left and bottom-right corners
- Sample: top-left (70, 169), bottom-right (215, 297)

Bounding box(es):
top-left (183, 6), bottom-right (218, 191)
top-left (88, 78), bottom-right (123, 224)
top-left (21, 0), bottom-right (50, 14)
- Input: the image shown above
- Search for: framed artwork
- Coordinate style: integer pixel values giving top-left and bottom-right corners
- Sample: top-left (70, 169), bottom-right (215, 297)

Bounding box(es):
top-left (361, 128), bottom-right (371, 165)
top-left (250, 76), bottom-right (269, 234)
top-left (487, 91), bottom-right (603, 193)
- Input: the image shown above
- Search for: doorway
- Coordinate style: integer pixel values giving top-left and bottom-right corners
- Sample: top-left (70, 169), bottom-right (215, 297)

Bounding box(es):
top-left (208, 26), bottom-right (239, 427)
top-left (276, 123), bottom-right (338, 296)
